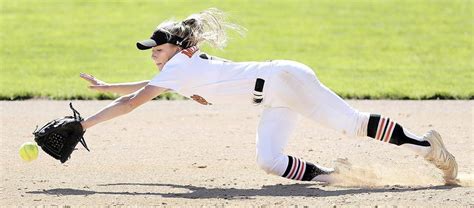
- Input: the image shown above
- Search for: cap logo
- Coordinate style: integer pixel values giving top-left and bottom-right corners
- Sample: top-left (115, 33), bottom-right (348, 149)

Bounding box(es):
top-left (137, 29), bottom-right (189, 50)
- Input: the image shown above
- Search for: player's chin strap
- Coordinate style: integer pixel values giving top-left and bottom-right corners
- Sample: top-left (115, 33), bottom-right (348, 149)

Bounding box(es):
top-left (69, 102), bottom-right (90, 152)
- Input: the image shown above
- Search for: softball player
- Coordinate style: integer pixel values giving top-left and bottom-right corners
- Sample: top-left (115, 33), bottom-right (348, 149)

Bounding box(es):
top-left (80, 8), bottom-right (458, 185)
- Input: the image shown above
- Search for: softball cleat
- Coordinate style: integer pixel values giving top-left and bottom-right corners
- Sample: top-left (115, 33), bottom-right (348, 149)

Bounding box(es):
top-left (423, 130), bottom-right (458, 185)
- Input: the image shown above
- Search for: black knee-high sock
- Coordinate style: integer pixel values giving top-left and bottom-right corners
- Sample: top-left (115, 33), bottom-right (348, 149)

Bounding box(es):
top-left (281, 156), bottom-right (333, 181)
top-left (367, 114), bottom-right (430, 146)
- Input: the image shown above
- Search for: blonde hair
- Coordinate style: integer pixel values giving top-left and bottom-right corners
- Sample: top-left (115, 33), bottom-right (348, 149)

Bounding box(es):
top-left (157, 8), bottom-right (245, 49)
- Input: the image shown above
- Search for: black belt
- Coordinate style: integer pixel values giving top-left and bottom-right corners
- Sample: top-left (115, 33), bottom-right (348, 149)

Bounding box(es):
top-left (253, 78), bottom-right (265, 104)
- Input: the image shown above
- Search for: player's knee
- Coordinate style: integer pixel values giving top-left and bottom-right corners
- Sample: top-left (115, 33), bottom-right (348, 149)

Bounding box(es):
top-left (256, 152), bottom-right (281, 174)
top-left (256, 155), bottom-right (274, 174)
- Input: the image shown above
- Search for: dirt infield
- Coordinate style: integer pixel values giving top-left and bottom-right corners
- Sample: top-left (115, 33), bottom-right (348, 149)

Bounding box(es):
top-left (1, 100), bottom-right (473, 206)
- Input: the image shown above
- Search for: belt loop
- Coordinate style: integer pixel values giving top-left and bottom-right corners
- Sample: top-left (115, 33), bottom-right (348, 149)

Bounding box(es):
top-left (253, 78), bottom-right (265, 105)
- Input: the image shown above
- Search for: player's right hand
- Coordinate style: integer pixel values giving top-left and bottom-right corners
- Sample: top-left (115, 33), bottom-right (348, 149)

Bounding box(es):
top-left (191, 94), bottom-right (212, 105)
top-left (79, 73), bottom-right (110, 93)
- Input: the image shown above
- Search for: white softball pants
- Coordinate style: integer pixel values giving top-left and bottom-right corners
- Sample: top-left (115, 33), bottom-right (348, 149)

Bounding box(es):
top-left (256, 60), bottom-right (369, 175)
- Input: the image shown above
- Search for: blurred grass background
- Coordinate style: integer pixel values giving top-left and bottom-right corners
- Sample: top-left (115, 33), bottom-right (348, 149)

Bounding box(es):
top-left (0, 0), bottom-right (472, 100)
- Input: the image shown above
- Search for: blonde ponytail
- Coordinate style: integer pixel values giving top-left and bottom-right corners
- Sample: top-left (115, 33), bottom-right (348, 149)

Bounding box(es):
top-left (157, 8), bottom-right (245, 49)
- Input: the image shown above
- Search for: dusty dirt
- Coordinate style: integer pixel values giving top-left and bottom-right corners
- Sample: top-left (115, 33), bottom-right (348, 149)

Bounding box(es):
top-left (1, 100), bottom-right (473, 206)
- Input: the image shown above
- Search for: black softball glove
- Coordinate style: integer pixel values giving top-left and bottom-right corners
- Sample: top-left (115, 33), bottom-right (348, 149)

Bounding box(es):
top-left (33, 103), bottom-right (90, 163)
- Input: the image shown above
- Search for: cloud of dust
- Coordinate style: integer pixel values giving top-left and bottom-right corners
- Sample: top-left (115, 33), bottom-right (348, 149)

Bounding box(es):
top-left (457, 173), bottom-right (474, 187)
top-left (326, 158), bottom-right (472, 187)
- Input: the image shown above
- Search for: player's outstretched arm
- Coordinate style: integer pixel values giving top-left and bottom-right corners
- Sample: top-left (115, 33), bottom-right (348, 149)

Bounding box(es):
top-left (80, 73), bottom-right (150, 95)
top-left (80, 85), bottom-right (166, 130)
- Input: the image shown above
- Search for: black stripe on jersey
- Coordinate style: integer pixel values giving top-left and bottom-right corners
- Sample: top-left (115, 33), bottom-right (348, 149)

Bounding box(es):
top-left (282, 156), bottom-right (293, 178)
top-left (253, 98), bottom-right (263, 104)
top-left (199, 54), bottom-right (209, 60)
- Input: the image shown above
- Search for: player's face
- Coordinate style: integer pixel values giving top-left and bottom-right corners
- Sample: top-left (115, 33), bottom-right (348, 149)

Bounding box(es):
top-left (151, 44), bottom-right (181, 71)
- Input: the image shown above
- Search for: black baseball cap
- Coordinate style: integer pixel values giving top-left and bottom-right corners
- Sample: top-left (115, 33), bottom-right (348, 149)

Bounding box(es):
top-left (136, 29), bottom-right (189, 50)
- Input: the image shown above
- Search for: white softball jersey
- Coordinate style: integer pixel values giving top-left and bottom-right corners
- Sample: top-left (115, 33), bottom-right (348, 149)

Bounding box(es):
top-left (148, 46), bottom-right (371, 181)
top-left (144, 45), bottom-right (429, 183)
top-left (148, 46), bottom-right (273, 105)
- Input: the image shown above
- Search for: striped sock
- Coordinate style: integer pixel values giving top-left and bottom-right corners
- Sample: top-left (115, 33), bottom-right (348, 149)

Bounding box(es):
top-left (367, 114), bottom-right (430, 147)
top-left (281, 156), bottom-right (333, 181)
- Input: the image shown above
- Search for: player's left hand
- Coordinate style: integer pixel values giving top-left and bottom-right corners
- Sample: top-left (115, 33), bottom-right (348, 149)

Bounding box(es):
top-left (80, 73), bottom-right (111, 93)
top-left (33, 103), bottom-right (90, 163)
top-left (191, 94), bottom-right (211, 105)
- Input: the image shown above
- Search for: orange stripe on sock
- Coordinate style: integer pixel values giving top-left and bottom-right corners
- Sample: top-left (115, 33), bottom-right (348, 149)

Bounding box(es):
top-left (384, 121), bottom-right (395, 142)
top-left (296, 161), bottom-right (306, 180)
top-left (376, 118), bottom-right (386, 140)
top-left (287, 157), bottom-right (298, 179)
top-left (290, 159), bottom-right (301, 179)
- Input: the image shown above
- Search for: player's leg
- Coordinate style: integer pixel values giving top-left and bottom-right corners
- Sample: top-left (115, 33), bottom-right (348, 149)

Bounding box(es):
top-left (269, 61), bottom-right (430, 148)
top-left (256, 107), bottom-right (335, 182)
top-left (269, 60), bottom-right (457, 183)
top-left (298, 75), bottom-right (457, 182)
top-left (365, 114), bottom-right (430, 156)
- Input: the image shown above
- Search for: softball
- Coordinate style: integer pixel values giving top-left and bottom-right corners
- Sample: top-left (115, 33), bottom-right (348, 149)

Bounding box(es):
top-left (19, 142), bottom-right (39, 162)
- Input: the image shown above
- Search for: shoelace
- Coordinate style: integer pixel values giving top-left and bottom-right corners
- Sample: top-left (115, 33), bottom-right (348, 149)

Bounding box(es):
top-left (436, 151), bottom-right (449, 169)
top-left (435, 148), bottom-right (456, 171)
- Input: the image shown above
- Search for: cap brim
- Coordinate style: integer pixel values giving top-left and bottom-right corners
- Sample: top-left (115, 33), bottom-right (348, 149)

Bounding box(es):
top-left (136, 39), bottom-right (157, 50)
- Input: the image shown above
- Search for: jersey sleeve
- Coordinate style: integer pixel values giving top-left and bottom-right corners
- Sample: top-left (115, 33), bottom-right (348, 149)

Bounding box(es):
top-left (148, 58), bottom-right (186, 91)
top-left (148, 48), bottom-right (196, 91)
top-left (148, 68), bottom-right (180, 91)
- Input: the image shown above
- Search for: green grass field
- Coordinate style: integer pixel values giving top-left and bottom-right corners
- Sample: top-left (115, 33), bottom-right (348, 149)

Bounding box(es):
top-left (1, 0), bottom-right (473, 100)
